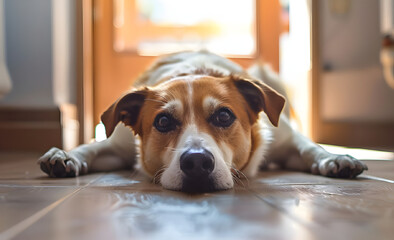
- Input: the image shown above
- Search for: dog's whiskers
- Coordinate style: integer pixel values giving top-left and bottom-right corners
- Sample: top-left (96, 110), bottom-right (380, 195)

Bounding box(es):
top-left (152, 167), bottom-right (166, 184)
top-left (231, 172), bottom-right (245, 188)
top-left (230, 166), bottom-right (250, 189)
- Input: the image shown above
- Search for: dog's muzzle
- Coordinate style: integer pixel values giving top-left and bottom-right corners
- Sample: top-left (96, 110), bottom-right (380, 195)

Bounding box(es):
top-left (180, 148), bottom-right (215, 193)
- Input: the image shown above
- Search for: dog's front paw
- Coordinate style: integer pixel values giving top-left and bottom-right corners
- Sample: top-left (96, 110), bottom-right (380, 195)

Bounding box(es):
top-left (37, 147), bottom-right (87, 177)
top-left (311, 154), bottom-right (368, 178)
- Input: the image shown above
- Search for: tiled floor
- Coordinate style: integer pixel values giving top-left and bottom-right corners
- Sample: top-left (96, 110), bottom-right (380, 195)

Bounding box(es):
top-left (0, 152), bottom-right (393, 240)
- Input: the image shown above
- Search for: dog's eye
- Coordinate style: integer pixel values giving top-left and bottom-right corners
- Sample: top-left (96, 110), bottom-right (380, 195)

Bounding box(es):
top-left (154, 113), bottom-right (178, 133)
top-left (210, 108), bottom-right (236, 128)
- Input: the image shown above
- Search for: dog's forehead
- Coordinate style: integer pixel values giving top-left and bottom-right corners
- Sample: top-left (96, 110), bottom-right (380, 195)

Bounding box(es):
top-left (152, 75), bottom-right (231, 105)
top-left (155, 75), bottom-right (225, 89)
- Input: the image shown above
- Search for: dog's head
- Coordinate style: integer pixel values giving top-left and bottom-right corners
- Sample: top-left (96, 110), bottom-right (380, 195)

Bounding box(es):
top-left (101, 75), bottom-right (285, 193)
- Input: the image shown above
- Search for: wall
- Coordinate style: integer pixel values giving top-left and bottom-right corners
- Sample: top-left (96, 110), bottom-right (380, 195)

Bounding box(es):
top-left (0, 0), bottom-right (77, 108)
top-left (320, 0), bottom-right (394, 122)
top-left (0, 0), bottom-right (54, 107)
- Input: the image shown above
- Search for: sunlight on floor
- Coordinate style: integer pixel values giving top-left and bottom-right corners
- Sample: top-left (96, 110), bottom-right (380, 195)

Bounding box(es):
top-left (321, 144), bottom-right (394, 161)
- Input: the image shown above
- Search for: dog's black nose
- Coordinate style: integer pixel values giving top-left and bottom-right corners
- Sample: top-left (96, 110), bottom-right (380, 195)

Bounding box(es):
top-left (180, 148), bottom-right (214, 178)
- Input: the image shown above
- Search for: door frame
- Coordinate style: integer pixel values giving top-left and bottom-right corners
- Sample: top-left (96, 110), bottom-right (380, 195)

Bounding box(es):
top-left (76, 0), bottom-right (94, 143)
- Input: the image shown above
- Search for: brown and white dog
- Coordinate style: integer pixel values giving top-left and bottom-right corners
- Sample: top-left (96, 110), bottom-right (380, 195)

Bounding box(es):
top-left (38, 51), bottom-right (367, 193)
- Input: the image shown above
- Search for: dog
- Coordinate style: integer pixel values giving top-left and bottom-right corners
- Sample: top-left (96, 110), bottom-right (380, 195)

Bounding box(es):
top-left (38, 51), bottom-right (368, 193)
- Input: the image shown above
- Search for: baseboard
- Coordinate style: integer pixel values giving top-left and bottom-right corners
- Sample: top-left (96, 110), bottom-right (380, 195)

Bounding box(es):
top-left (0, 107), bottom-right (63, 152)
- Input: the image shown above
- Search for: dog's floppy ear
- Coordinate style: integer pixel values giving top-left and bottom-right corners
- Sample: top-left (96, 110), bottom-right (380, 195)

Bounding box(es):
top-left (101, 89), bottom-right (148, 137)
top-left (233, 76), bottom-right (285, 126)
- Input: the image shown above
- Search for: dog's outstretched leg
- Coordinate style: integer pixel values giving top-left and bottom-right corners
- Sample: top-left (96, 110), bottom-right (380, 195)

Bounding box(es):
top-left (38, 123), bottom-right (136, 177)
top-left (267, 116), bottom-right (368, 178)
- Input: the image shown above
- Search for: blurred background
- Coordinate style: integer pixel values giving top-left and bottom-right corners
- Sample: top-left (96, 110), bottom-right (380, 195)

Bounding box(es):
top-left (0, 0), bottom-right (393, 154)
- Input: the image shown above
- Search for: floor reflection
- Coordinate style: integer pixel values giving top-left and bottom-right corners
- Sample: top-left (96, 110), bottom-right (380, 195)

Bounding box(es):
top-left (109, 193), bottom-right (269, 240)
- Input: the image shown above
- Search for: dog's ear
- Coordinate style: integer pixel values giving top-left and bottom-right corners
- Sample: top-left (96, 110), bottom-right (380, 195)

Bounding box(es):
top-left (101, 89), bottom-right (148, 137)
top-left (233, 76), bottom-right (285, 127)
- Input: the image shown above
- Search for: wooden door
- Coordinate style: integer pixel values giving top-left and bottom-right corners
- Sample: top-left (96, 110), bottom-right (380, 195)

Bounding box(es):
top-left (91, 0), bottom-right (282, 129)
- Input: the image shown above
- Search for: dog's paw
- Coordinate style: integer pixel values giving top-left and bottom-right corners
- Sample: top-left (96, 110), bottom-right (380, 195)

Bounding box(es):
top-left (37, 147), bottom-right (88, 177)
top-left (311, 154), bottom-right (368, 178)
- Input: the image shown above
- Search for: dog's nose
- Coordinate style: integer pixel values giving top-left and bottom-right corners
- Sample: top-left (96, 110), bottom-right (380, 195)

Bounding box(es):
top-left (180, 148), bottom-right (214, 178)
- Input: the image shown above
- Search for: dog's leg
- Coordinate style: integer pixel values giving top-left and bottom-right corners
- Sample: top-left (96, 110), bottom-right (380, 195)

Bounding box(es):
top-left (268, 116), bottom-right (368, 178)
top-left (38, 123), bottom-right (136, 177)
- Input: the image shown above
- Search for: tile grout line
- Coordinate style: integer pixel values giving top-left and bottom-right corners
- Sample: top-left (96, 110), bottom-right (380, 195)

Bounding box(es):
top-left (0, 174), bottom-right (105, 240)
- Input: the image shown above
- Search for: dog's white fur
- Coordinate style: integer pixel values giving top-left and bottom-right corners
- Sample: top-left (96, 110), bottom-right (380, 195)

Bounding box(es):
top-left (38, 51), bottom-right (367, 191)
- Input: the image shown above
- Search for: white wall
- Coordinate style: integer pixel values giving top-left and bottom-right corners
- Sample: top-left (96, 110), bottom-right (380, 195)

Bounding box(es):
top-left (0, 0), bottom-right (54, 107)
top-left (0, 0), bottom-right (77, 108)
top-left (319, 0), bottom-right (394, 122)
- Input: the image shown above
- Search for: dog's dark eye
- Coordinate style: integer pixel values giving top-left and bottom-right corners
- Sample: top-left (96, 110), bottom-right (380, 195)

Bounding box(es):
top-left (210, 108), bottom-right (236, 128)
top-left (154, 113), bottom-right (178, 133)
